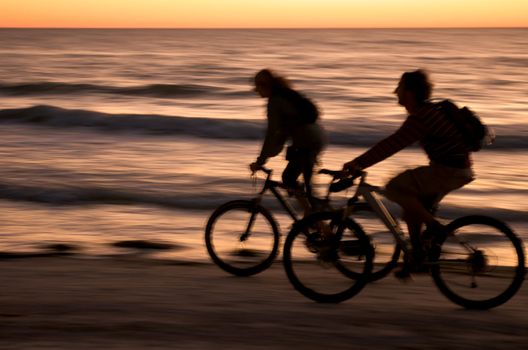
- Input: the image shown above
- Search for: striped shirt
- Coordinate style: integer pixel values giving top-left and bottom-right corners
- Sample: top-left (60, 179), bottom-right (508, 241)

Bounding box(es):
top-left (354, 102), bottom-right (471, 169)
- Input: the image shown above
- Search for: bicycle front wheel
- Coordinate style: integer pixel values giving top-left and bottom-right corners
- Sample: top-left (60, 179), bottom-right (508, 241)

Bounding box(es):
top-left (283, 211), bottom-right (373, 303)
top-left (205, 200), bottom-right (280, 276)
top-left (350, 206), bottom-right (401, 281)
top-left (430, 215), bottom-right (525, 310)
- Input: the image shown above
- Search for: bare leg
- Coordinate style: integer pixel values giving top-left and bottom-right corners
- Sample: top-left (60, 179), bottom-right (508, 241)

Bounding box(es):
top-left (395, 197), bottom-right (441, 272)
top-left (399, 197), bottom-right (435, 246)
top-left (283, 149), bottom-right (318, 217)
top-left (397, 196), bottom-right (436, 225)
top-left (404, 213), bottom-right (423, 254)
top-left (293, 190), bottom-right (311, 217)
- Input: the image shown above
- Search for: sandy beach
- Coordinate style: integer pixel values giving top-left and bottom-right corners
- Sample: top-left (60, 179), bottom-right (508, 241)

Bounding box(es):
top-left (0, 256), bottom-right (526, 349)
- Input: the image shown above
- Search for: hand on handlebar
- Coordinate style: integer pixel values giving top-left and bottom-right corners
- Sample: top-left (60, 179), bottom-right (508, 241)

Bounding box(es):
top-left (250, 162), bottom-right (272, 175)
top-left (342, 160), bottom-right (362, 176)
top-left (249, 162), bottom-right (261, 173)
top-left (318, 165), bottom-right (363, 193)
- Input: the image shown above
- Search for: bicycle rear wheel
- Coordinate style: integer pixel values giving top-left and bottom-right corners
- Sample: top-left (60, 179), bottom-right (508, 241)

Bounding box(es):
top-left (283, 211), bottom-right (373, 303)
top-left (205, 200), bottom-right (280, 276)
top-left (430, 215), bottom-right (525, 309)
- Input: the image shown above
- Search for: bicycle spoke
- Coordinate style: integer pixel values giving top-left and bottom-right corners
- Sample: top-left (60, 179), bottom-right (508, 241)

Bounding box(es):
top-left (351, 210), bottom-right (400, 280)
top-left (212, 213), bottom-right (273, 265)
top-left (283, 211), bottom-right (372, 303)
top-left (205, 201), bottom-right (279, 276)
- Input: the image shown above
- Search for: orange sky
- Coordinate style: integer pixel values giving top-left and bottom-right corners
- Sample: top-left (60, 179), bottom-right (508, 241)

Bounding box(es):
top-left (1, 0), bottom-right (526, 28)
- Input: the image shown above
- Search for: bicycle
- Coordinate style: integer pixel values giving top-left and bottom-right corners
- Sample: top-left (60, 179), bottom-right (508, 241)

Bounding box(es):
top-left (205, 166), bottom-right (325, 276)
top-left (205, 166), bottom-right (401, 279)
top-left (283, 169), bottom-right (525, 309)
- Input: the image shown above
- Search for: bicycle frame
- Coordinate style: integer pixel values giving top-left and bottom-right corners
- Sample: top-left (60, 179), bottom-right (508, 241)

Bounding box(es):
top-left (251, 168), bottom-right (413, 256)
top-left (344, 172), bottom-right (481, 259)
top-left (251, 168), bottom-right (302, 223)
top-left (344, 172), bottom-right (412, 256)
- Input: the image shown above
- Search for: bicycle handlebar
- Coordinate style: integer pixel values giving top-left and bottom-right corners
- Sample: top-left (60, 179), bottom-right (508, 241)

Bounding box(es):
top-left (319, 168), bottom-right (364, 179)
top-left (252, 165), bottom-right (364, 194)
top-left (319, 168), bottom-right (365, 193)
top-left (251, 164), bottom-right (272, 175)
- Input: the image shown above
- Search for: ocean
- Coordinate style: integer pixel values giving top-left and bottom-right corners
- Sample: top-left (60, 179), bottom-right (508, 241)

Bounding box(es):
top-left (0, 28), bottom-right (527, 261)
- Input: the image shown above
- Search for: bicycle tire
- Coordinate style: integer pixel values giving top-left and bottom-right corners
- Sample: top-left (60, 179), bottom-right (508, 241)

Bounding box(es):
top-left (283, 211), bottom-right (373, 303)
top-left (205, 200), bottom-right (280, 276)
top-left (430, 215), bottom-right (525, 310)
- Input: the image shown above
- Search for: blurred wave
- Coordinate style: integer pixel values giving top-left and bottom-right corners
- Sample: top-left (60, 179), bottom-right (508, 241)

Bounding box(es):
top-left (0, 181), bottom-right (229, 209)
top-left (1, 105), bottom-right (526, 148)
top-left (0, 82), bottom-right (252, 98)
top-left (0, 180), bottom-right (525, 222)
top-left (0, 181), bottom-right (525, 223)
top-left (0, 104), bottom-right (262, 138)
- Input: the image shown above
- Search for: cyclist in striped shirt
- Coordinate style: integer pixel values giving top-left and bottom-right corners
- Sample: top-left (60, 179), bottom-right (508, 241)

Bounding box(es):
top-left (343, 70), bottom-right (474, 275)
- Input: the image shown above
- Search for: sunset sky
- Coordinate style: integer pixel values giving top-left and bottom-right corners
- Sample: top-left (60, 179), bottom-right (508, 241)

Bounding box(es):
top-left (1, 0), bottom-right (527, 28)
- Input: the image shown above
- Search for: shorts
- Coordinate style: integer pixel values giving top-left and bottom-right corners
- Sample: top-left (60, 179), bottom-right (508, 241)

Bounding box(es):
top-left (384, 163), bottom-right (474, 213)
top-left (282, 146), bottom-right (321, 196)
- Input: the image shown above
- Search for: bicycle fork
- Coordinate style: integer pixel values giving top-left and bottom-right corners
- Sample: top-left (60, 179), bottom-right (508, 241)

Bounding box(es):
top-left (240, 195), bottom-right (264, 242)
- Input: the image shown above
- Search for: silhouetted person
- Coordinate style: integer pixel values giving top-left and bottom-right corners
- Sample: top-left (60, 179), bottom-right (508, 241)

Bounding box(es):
top-left (343, 70), bottom-right (474, 277)
top-left (250, 69), bottom-right (326, 208)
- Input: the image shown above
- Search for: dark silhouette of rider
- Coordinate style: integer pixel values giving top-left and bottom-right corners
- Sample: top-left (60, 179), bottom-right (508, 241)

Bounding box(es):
top-left (250, 69), bottom-right (326, 207)
top-left (344, 70), bottom-right (474, 276)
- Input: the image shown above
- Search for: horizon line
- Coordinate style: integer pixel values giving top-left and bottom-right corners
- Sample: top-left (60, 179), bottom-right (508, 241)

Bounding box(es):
top-left (1, 26), bottom-right (527, 30)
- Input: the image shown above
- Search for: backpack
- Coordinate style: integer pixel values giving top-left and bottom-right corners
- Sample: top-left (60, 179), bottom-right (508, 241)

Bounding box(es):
top-left (295, 92), bottom-right (319, 124)
top-left (436, 99), bottom-right (494, 152)
top-left (281, 88), bottom-right (319, 124)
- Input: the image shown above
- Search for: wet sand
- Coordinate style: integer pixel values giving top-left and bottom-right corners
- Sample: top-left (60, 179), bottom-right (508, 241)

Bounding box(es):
top-left (0, 256), bottom-right (526, 349)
